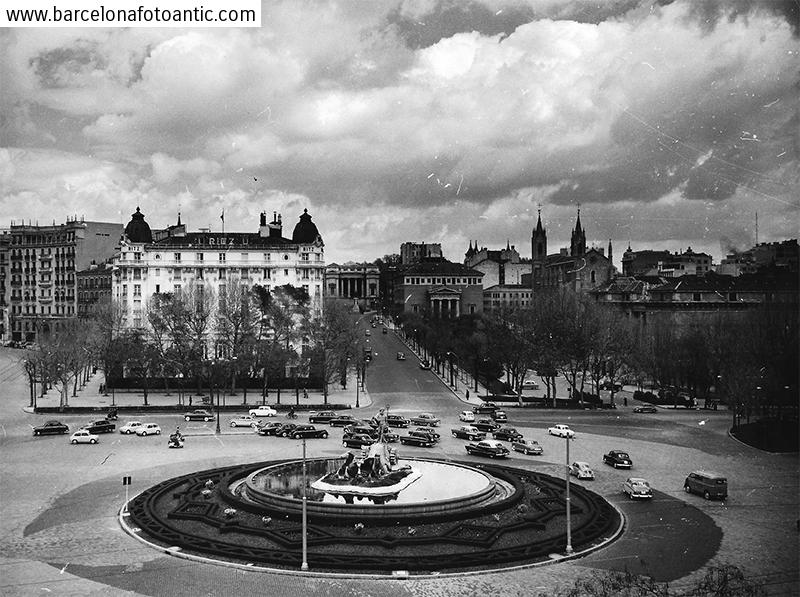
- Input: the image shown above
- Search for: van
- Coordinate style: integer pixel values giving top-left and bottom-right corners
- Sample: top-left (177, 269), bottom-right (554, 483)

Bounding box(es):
top-left (684, 471), bottom-right (728, 500)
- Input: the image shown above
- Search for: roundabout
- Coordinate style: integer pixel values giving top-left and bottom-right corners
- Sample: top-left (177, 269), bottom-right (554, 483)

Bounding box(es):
top-left (124, 455), bottom-right (622, 574)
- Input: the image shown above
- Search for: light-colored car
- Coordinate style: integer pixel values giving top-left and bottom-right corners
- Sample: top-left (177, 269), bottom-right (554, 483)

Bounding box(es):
top-left (410, 412), bottom-right (440, 427)
top-left (248, 405), bottom-right (278, 418)
top-left (548, 424), bottom-right (575, 438)
top-left (512, 439), bottom-right (543, 455)
top-left (569, 461), bottom-right (594, 480)
top-left (396, 352), bottom-right (406, 360)
top-left (119, 421), bottom-right (144, 434)
top-left (459, 410), bottom-right (475, 422)
top-left (70, 430), bottom-right (99, 444)
top-left (230, 415), bottom-right (258, 428)
top-left (136, 423), bottom-right (161, 436)
top-left (623, 477), bottom-right (653, 499)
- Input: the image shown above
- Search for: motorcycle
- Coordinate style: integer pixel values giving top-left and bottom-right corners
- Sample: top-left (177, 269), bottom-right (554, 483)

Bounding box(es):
top-left (168, 434), bottom-right (184, 449)
top-left (286, 410), bottom-right (297, 419)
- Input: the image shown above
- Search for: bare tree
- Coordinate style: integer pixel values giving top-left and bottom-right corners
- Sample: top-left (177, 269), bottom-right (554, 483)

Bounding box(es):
top-left (215, 279), bottom-right (260, 401)
top-left (306, 300), bottom-right (359, 404)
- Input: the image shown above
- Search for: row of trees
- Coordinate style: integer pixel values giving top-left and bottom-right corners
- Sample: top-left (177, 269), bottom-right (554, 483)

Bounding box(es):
top-left (23, 281), bottom-right (366, 408)
top-left (397, 287), bottom-right (798, 419)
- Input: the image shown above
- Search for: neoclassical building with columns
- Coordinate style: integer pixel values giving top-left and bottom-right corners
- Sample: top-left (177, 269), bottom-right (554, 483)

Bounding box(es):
top-left (389, 257), bottom-right (484, 318)
top-left (324, 262), bottom-right (380, 310)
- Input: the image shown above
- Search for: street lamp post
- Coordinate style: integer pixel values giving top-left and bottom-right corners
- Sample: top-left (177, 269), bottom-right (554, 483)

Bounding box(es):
top-left (213, 360), bottom-right (221, 435)
top-left (301, 437), bottom-right (309, 571)
top-left (355, 363), bottom-right (360, 408)
top-left (565, 435), bottom-right (573, 554)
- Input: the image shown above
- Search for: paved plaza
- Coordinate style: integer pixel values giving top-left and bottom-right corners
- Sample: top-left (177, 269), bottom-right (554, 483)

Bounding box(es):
top-left (1, 344), bottom-right (798, 596)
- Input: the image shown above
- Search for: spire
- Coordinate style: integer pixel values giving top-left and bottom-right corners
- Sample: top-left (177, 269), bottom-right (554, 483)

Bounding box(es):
top-left (506, 239), bottom-right (510, 251)
top-left (177, 211), bottom-right (182, 226)
top-left (535, 207), bottom-right (545, 234)
top-left (575, 206), bottom-right (583, 233)
top-left (570, 206), bottom-right (586, 257)
top-left (608, 239), bottom-right (613, 263)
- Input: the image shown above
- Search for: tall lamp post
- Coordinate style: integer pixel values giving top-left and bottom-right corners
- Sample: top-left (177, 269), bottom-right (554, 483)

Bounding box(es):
top-left (564, 434), bottom-right (573, 554)
top-left (301, 437), bottom-right (309, 571)
top-left (447, 351), bottom-right (459, 391)
top-left (355, 362), bottom-right (360, 408)
top-left (213, 359), bottom-right (221, 435)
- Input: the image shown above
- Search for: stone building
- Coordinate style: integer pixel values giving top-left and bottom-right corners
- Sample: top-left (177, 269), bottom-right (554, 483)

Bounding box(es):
top-left (77, 261), bottom-right (114, 318)
top-left (464, 241), bottom-right (530, 288)
top-left (389, 258), bottom-right (483, 317)
top-left (324, 262), bottom-right (380, 310)
top-left (5, 218), bottom-right (123, 342)
top-left (400, 242), bottom-right (442, 265)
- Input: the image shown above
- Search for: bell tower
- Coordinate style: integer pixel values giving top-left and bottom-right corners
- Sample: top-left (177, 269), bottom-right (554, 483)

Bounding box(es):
top-left (570, 207), bottom-right (586, 257)
top-left (531, 207), bottom-right (547, 288)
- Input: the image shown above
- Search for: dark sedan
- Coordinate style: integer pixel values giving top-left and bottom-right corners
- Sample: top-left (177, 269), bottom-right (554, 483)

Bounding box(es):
top-left (634, 405), bottom-right (658, 413)
top-left (399, 434), bottom-right (435, 447)
top-left (342, 433), bottom-right (375, 448)
top-left (308, 411), bottom-right (338, 424)
top-left (82, 419), bottom-right (116, 434)
top-left (492, 427), bottom-right (523, 441)
top-left (329, 415), bottom-right (359, 427)
top-left (472, 402), bottom-right (498, 414)
top-left (410, 427), bottom-right (441, 442)
top-left (386, 414), bottom-right (410, 428)
top-left (289, 425), bottom-right (330, 439)
top-left (603, 450), bottom-right (633, 469)
top-left (276, 423), bottom-right (299, 437)
top-left (465, 440), bottom-right (510, 458)
top-left (256, 422), bottom-right (284, 436)
top-left (184, 409), bottom-right (213, 422)
top-left (473, 419), bottom-right (500, 433)
top-left (32, 420), bottom-right (69, 436)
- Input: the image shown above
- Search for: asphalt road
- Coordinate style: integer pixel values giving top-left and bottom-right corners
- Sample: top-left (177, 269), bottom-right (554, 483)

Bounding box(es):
top-left (1, 342), bottom-right (798, 597)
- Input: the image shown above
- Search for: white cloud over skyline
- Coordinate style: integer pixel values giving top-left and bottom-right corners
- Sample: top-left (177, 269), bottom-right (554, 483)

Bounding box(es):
top-left (1, 0), bottom-right (798, 265)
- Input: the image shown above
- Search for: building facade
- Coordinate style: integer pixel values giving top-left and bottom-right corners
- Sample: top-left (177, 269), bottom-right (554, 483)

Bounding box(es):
top-left (114, 208), bottom-right (325, 329)
top-left (6, 218), bottom-right (123, 342)
top-left (390, 258), bottom-right (484, 317)
top-left (717, 239), bottom-right (798, 276)
top-left (324, 262), bottom-right (380, 310)
top-left (77, 262), bottom-right (114, 318)
top-left (483, 284), bottom-right (533, 312)
top-left (400, 242), bottom-right (443, 265)
top-left (0, 231), bottom-right (10, 341)
top-left (464, 242), bottom-right (531, 288)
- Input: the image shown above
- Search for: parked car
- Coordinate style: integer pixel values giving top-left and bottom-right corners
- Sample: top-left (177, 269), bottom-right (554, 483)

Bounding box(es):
top-left (330, 414), bottom-right (359, 427)
top-left (512, 439), bottom-right (543, 455)
top-left (418, 360), bottom-right (431, 370)
top-left (396, 352), bottom-right (406, 361)
top-left (136, 423), bottom-right (162, 436)
top-left (493, 426), bottom-right (523, 441)
top-left (603, 450), bottom-right (633, 469)
top-left (410, 427), bottom-right (441, 442)
top-left (344, 425), bottom-right (399, 442)
top-left (623, 477), bottom-right (653, 499)
top-left (343, 433), bottom-right (375, 448)
top-left (274, 423), bottom-right (299, 437)
top-left (256, 421), bottom-right (284, 436)
top-left (410, 413), bottom-right (440, 427)
top-left (184, 409), bottom-right (213, 422)
top-left (570, 461), bottom-right (594, 480)
top-left (386, 414), bottom-right (410, 428)
top-left (32, 420), bottom-right (69, 436)
top-left (465, 440), bottom-right (510, 458)
top-left (458, 410), bottom-right (476, 422)
top-left (491, 410), bottom-right (508, 422)
top-left (399, 434), bottom-right (435, 447)
top-left (451, 425), bottom-right (486, 441)
top-left (83, 419), bottom-right (115, 434)
top-left (600, 379), bottom-right (623, 391)
top-left (382, 328), bottom-right (388, 334)
top-left (308, 411), bottom-right (338, 424)
top-left (365, 329), bottom-right (371, 336)
top-left (230, 415), bottom-right (258, 428)
top-left (70, 430), bottom-right (99, 444)
top-left (473, 419), bottom-right (500, 433)
top-left (472, 402), bottom-right (498, 414)
top-left (684, 471), bottom-right (728, 500)
top-left (548, 424), bottom-right (575, 438)
top-left (248, 405), bottom-right (278, 418)
top-left (634, 405), bottom-right (658, 413)
top-left (119, 421), bottom-right (144, 434)
top-left (289, 425), bottom-right (329, 439)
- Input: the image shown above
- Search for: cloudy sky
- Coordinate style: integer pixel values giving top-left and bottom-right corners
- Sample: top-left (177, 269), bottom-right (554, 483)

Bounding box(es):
top-left (2, 0), bottom-right (798, 267)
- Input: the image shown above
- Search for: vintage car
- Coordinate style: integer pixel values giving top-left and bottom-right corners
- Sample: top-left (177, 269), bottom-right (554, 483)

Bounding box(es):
top-left (329, 414), bottom-right (359, 427)
top-left (493, 426), bottom-right (524, 442)
top-left (634, 405), bottom-right (658, 413)
top-left (569, 461), bottom-right (595, 480)
top-left (396, 352), bottom-right (407, 360)
top-left (382, 327), bottom-right (388, 334)
top-left (399, 434), bottom-right (435, 447)
top-left (451, 425), bottom-right (486, 441)
top-left (410, 412), bottom-right (440, 427)
top-left (472, 402), bottom-right (499, 414)
top-left (511, 439), bottom-right (543, 455)
top-left (343, 425), bottom-right (399, 443)
top-left (385, 414), bottom-right (410, 428)
top-left (70, 430), bottom-right (99, 444)
top-left (119, 421), bottom-right (144, 434)
top-left (308, 411), bottom-right (338, 424)
top-left (473, 418), bottom-right (501, 433)
top-left (135, 423), bottom-right (162, 436)
top-left (248, 405), bottom-right (278, 418)
top-left (184, 409), bottom-right (213, 422)
top-left (603, 450), bottom-right (633, 469)
top-left (409, 427), bottom-right (439, 442)
top-left (418, 360), bottom-right (431, 370)
top-left (491, 410), bottom-right (508, 422)
top-left (256, 421), bottom-right (284, 436)
top-left (465, 440), bottom-right (510, 458)
top-left (548, 424), bottom-right (575, 438)
top-left (458, 410), bottom-right (476, 422)
top-left (623, 477), bottom-right (653, 499)
top-left (289, 425), bottom-right (330, 440)
top-left (32, 420), bottom-right (69, 436)
top-left (342, 433), bottom-right (376, 448)
top-left (82, 419), bottom-right (116, 434)
top-left (229, 415), bottom-right (258, 428)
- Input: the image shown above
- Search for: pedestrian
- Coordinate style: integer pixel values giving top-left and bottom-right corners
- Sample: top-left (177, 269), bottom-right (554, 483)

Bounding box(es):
top-left (465, 389), bottom-right (470, 400)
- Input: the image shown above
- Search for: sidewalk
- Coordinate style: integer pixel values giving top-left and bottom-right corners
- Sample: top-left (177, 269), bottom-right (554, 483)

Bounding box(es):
top-left (29, 369), bottom-right (371, 412)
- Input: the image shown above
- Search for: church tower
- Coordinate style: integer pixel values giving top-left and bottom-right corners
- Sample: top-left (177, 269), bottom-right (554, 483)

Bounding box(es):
top-left (531, 208), bottom-right (547, 288)
top-left (570, 208), bottom-right (586, 257)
